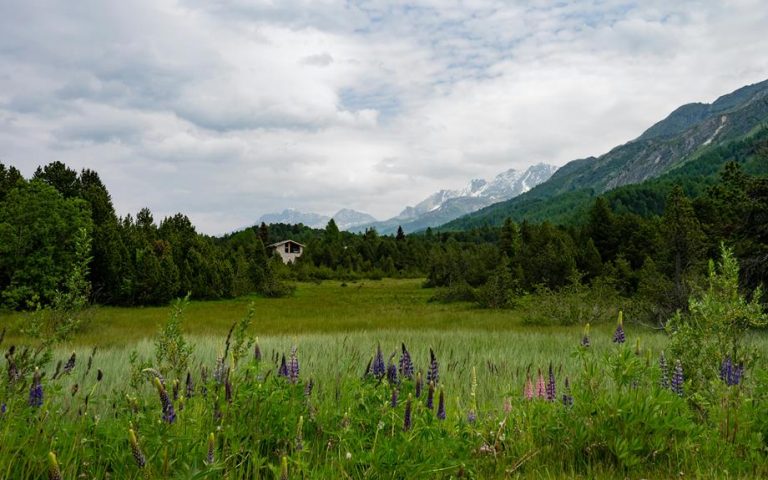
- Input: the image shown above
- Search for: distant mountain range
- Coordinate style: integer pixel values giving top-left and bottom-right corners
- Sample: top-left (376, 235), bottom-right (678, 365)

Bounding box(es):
top-left (442, 78), bottom-right (768, 230)
top-left (258, 208), bottom-right (376, 230)
top-left (257, 163), bottom-right (557, 234)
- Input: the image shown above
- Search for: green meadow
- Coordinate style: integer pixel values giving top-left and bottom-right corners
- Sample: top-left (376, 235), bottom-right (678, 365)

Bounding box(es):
top-left (2, 279), bottom-right (768, 478)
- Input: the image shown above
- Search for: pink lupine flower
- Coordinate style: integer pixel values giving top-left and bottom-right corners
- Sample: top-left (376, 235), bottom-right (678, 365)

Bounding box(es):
top-left (524, 374), bottom-right (534, 400)
top-left (535, 369), bottom-right (546, 399)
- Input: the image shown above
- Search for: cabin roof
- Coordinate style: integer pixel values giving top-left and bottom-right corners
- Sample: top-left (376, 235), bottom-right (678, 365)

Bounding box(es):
top-left (267, 239), bottom-right (305, 248)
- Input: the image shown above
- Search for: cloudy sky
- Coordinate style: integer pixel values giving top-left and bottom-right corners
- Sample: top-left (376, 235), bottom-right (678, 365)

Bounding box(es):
top-left (1, 0), bottom-right (767, 234)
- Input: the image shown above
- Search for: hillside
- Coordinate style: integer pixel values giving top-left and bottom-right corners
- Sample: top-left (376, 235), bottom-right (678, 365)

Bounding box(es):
top-left (441, 79), bottom-right (768, 230)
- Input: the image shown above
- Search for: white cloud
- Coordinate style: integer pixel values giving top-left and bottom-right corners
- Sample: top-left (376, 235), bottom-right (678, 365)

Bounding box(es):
top-left (1, 0), bottom-right (767, 233)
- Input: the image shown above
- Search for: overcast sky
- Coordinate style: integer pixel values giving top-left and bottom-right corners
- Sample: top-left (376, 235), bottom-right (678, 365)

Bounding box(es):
top-left (1, 0), bottom-right (767, 234)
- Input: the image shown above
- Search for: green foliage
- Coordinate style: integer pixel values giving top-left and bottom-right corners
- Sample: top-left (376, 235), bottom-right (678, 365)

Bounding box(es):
top-left (521, 275), bottom-right (626, 326)
top-left (667, 244), bottom-right (767, 396)
top-left (154, 295), bottom-right (195, 377)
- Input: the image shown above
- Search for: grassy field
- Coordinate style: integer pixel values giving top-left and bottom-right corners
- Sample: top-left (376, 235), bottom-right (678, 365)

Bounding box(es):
top-left (2, 279), bottom-right (767, 478)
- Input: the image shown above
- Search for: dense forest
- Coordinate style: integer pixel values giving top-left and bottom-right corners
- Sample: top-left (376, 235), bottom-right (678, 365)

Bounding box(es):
top-left (1, 130), bottom-right (766, 318)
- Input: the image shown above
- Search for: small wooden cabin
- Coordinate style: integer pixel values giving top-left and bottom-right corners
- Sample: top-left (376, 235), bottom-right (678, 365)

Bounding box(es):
top-left (268, 239), bottom-right (305, 264)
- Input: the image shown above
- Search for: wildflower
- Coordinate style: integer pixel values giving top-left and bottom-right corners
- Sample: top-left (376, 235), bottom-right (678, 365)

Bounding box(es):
top-left (437, 388), bottom-right (446, 420)
top-left (63, 352), bottom-right (76, 375)
top-left (206, 432), bottom-right (215, 464)
top-left (535, 369), bottom-right (546, 399)
top-left (524, 374), bottom-right (533, 400)
top-left (733, 362), bottom-right (744, 386)
top-left (403, 394), bottom-right (412, 431)
top-left (426, 381), bottom-right (435, 409)
top-left (1, 403), bottom-right (6, 415)
top-left (153, 377), bottom-right (176, 423)
top-left (213, 355), bottom-right (228, 385)
top-left (186, 372), bottom-right (194, 399)
top-left (659, 351), bottom-right (669, 389)
top-left (295, 415), bottom-right (304, 452)
top-left (254, 338), bottom-right (262, 362)
top-left (278, 353), bottom-right (289, 378)
top-left (581, 323), bottom-right (591, 348)
top-left (427, 348), bottom-right (439, 385)
top-left (415, 371), bottom-right (423, 398)
top-left (612, 311), bottom-right (626, 344)
top-left (546, 363), bottom-right (556, 402)
top-left (468, 366), bottom-right (478, 423)
top-left (129, 428), bottom-right (146, 469)
top-left (386, 352), bottom-right (398, 385)
top-left (372, 343), bottom-right (386, 379)
top-left (391, 388), bottom-right (399, 408)
top-left (200, 366), bottom-right (208, 397)
top-left (562, 377), bottom-right (573, 407)
top-left (399, 343), bottom-right (414, 379)
top-left (280, 456), bottom-right (289, 480)
top-left (289, 345), bottom-right (300, 384)
top-left (304, 378), bottom-right (314, 398)
top-left (720, 357), bottom-right (744, 386)
top-left (345, 452), bottom-right (352, 460)
top-left (48, 452), bottom-right (62, 480)
top-left (671, 360), bottom-right (684, 397)
top-left (29, 367), bottom-right (43, 408)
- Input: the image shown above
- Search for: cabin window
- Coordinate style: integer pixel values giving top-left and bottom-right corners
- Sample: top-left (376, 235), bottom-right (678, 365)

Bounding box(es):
top-left (284, 244), bottom-right (289, 253)
top-left (290, 244), bottom-right (301, 254)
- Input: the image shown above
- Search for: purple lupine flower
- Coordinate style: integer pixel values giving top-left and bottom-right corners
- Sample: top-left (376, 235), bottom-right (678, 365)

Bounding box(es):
top-left (63, 352), bottom-right (76, 375)
top-left (403, 395), bottom-right (413, 431)
top-left (415, 371), bottom-right (423, 398)
top-left (278, 353), bottom-right (289, 378)
top-left (29, 368), bottom-right (43, 408)
top-left (386, 352), bottom-right (398, 385)
top-left (659, 351), bottom-right (669, 389)
top-left (390, 388), bottom-right (399, 408)
top-left (732, 362), bottom-right (744, 386)
top-left (467, 409), bottom-right (477, 424)
top-left (213, 356), bottom-right (228, 385)
top-left (546, 363), bottom-right (556, 402)
top-left (206, 432), bottom-right (215, 464)
top-left (153, 377), bottom-right (176, 423)
top-left (289, 345), bottom-right (300, 384)
top-left (399, 343), bottom-right (414, 379)
top-left (562, 377), bottom-right (573, 407)
top-left (426, 381), bottom-right (435, 410)
top-left (671, 360), bottom-right (684, 397)
top-left (304, 378), bottom-right (314, 398)
top-left (372, 344), bottom-right (386, 379)
top-left (720, 356), bottom-right (732, 384)
top-left (427, 348), bottom-right (439, 386)
top-left (612, 314), bottom-right (625, 344)
top-left (186, 372), bottom-right (194, 399)
top-left (437, 388), bottom-right (446, 420)
top-left (129, 429), bottom-right (146, 469)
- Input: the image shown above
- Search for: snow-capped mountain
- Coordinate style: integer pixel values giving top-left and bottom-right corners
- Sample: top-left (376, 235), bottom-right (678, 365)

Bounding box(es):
top-left (358, 163), bottom-right (558, 234)
top-left (258, 208), bottom-right (378, 231)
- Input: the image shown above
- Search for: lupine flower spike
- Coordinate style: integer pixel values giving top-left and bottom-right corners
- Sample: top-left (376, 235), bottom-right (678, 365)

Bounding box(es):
top-left (437, 388), bottom-right (446, 420)
top-left (186, 372), bottom-right (195, 399)
top-left (671, 360), bottom-right (684, 397)
top-left (373, 343), bottom-right (386, 379)
top-left (289, 345), bottom-right (300, 384)
top-left (612, 311), bottom-right (626, 344)
top-left (659, 351), bottom-right (669, 389)
top-left (546, 363), bottom-right (556, 402)
top-left (295, 415), bottom-right (304, 451)
top-left (426, 381), bottom-right (435, 409)
top-left (581, 323), bottom-right (591, 348)
top-left (403, 394), bottom-right (413, 431)
top-left (206, 432), bottom-right (215, 464)
top-left (390, 388), bottom-right (399, 408)
top-left (386, 352), bottom-right (398, 385)
top-left (562, 377), bottom-right (573, 407)
top-left (153, 377), bottom-right (176, 423)
top-left (48, 452), bottom-right (62, 480)
top-left (535, 369), bottom-right (546, 399)
top-left (280, 456), bottom-right (289, 480)
top-left (720, 357), bottom-right (743, 386)
top-left (399, 343), bottom-right (414, 379)
top-left (279, 354), bottom-right (289, 378)
top-left (524, 374), bottom-right (533, 400)
top-left (427, 348), bottom-right (439, 385)
top-left (415, 371), bottom-right (423, 398)
top-left (29, 367), bottom-right (43, 408)
top-left (467, 366), bottom-right (478, 423)
top-left (129, 428), bottom-right (146, 469)
top-left (63, 352), bottom-right (76, 375)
